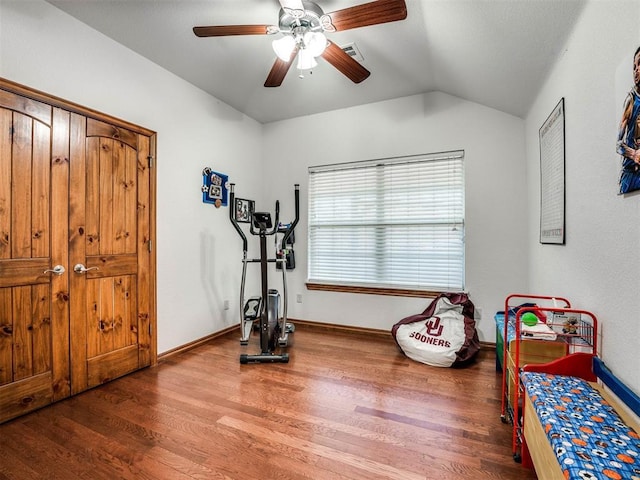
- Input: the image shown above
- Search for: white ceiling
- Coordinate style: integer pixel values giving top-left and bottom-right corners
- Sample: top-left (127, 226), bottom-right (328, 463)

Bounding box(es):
top-left (46, 0), bottom-right (586, 124)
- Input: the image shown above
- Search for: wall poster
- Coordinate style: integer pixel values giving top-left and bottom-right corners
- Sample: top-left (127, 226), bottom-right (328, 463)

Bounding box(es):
top-left (615, 45), bottom-right (640, 194)
top-left (539, 98), bottom-right (565, 245)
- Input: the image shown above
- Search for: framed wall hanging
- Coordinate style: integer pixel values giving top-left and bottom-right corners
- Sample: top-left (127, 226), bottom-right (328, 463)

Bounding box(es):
top-left (234, 198), bottom-right (254, 223)
top-left (539, 98), bottom-right (566, 245)
top-left (201, 167), bottom-right (229, 208)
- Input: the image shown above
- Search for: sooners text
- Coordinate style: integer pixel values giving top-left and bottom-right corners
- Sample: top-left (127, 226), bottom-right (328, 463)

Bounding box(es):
top-left (409, 331), bottom-right (451, 348)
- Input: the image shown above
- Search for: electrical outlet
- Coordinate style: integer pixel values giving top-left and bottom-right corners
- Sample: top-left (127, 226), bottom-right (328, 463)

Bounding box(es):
top-left (475, 308), bottom-right (482, 320)
top-left (224, 300), bottom-right (230, 310)
top-left (296, 294), bottom-right (302, 304)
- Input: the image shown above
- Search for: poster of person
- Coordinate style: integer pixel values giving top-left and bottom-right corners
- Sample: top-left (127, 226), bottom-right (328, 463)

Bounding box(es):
top-left (616, 46), bottom-right (640, 194)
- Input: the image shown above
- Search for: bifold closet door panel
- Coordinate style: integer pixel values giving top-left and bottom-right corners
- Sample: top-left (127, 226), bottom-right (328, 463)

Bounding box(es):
top-left (0, 98), bottom-right (71, 423)
top-left (69, 117), bottom-right (153, 394)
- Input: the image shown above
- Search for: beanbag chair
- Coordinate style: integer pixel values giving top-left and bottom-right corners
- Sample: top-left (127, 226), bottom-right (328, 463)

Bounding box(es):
top-left (391, 292), bottom-right (480, 367)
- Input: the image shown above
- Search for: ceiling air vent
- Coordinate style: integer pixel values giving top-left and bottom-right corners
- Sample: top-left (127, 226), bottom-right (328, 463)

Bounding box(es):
top-left (341, 42), bottom-right (364, 63)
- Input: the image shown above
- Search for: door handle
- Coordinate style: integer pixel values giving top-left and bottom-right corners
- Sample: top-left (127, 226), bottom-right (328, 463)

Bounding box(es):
top-left (44, 265), bottom-right (66, 275)
top-left (74, 264), bottom-right (99, 274)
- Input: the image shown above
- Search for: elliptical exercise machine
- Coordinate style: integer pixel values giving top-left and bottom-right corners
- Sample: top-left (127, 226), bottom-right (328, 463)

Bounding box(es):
top-left (228, 183), bottom-right (300, 364)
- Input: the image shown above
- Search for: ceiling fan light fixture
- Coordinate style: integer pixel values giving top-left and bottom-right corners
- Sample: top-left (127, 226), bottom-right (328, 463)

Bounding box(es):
top-left (297, 48), bottom-right (317, 70)
top-left (303, 31), bottom-right (327, 57)
top-left (272, 35), bottom-right (296, 61)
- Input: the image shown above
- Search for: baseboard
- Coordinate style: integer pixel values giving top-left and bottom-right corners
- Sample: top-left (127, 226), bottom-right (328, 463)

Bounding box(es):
top-left (291, 319), bottom-right (496, 351)
top-left (157, 324), bottom-right (240, 362)
top-left (157, 320), bottom-right (497, 360)
top-left (480, 341), bottom-right (496, 351)
top-left (288, 318), bottom-right (392, 337)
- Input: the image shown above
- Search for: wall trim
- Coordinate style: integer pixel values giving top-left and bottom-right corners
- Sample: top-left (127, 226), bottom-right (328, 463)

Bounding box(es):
top-left (0, 76), bottom-right (155, 136)
top-left (306, 282), bottom-right (440, 298)
top-left (158, 319), bottom-right (497, 360)
top-left (157, 324), bottom-right (240, 362)
top-left (289, 318), bottom-right (393, 337)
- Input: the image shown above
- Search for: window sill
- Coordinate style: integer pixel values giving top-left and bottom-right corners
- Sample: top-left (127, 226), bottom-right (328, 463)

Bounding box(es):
top-left (305, 283), bottom-right (441, 298)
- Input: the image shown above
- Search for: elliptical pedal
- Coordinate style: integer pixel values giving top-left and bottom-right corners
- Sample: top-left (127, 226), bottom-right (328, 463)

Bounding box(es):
top-left (240, 296), bottom-right (261, 345)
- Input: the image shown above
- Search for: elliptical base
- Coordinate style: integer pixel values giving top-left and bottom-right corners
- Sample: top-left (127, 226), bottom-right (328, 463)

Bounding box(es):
top-left (240, 353), bottom-right (289, 364)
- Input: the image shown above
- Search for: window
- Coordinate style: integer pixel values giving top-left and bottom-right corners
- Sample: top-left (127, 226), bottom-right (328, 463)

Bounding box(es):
top-left (307, 151), bottom-right (464, 294)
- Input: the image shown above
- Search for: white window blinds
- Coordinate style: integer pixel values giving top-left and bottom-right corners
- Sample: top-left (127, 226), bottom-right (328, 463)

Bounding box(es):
top-left (308, 151), bottom-right (465, 291)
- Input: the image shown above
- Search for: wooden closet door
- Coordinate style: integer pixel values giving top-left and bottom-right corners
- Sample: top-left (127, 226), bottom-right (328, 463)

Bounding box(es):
top-left (0, 79), bottom-right (156, 422)
top-left (69, 117), bottom-right (153, 393)
top-left (0, 95), bottom-right (71, 422)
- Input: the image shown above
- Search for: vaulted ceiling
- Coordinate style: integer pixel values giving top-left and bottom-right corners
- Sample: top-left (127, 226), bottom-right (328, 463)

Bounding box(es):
top-left (46, 0), bottom-right (586, 124)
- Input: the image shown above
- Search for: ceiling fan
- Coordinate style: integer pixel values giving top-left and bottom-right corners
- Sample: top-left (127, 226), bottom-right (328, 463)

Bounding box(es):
top-left (193, 0), bottom-right (407, 87)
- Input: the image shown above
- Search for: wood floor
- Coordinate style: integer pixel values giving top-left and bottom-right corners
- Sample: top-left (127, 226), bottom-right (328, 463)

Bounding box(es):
top-left (0, 325), bottom-right (537, 480)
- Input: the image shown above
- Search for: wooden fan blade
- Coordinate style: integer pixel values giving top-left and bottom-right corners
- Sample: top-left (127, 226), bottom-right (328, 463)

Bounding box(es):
top-left (325, 0), bottom-right (407, 32)
top-left (193, 25), bottom-right (275, 37)
top-left (321, 41), bottom-right (370, 83)
top-left (264, 48), bottom-right (299, 87)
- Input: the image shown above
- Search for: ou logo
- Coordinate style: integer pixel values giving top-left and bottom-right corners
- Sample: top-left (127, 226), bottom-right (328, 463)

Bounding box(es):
top-left (425, 316), bottom-right (443, 337)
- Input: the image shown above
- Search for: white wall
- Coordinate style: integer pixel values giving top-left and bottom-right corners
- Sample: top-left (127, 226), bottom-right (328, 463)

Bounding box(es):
top-left (0, 0), bottom-right (264, 354)
top-left (525, 0), bottom-right (640, 392)
top-left (263, 91), bottom-right (528, 343)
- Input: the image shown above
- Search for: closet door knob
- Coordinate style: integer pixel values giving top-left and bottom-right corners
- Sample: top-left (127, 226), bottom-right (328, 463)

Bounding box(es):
top-left (44, 265), bottom-right (66, 275)
top-left (73, 264), bottom-right (99, 274)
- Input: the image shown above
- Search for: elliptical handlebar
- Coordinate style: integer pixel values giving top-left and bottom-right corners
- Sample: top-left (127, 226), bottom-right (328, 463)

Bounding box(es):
top-left (281, 184), bottom-right (299, 250)
top-left (229, 184), bottom-right (298, 243)
top-left (228, 183), bottom-right (248, 252)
